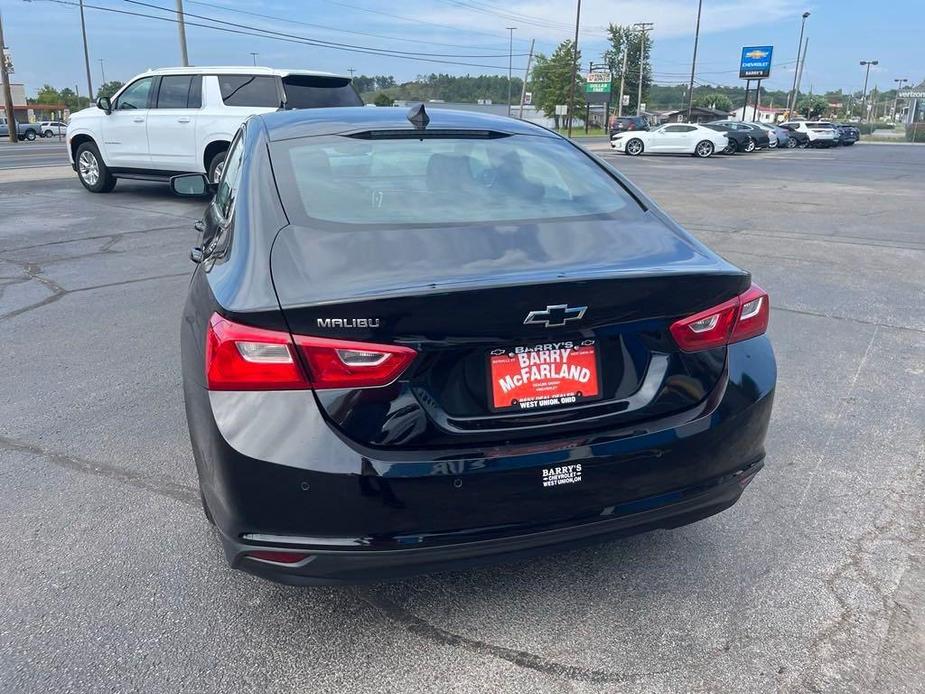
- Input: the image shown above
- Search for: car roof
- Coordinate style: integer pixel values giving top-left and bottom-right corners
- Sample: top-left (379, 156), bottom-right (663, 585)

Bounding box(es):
top-left (134, 66), bottom-right (348, 79)
top-left (258, 106), bottom-right (557, 141)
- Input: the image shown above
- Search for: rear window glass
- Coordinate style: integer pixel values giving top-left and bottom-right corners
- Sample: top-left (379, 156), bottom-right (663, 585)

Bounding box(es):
top-left (281, 75), bottom-right (363, 108)
top-left (156, 75), bottom-right (202, 108)
top-left (272, 134), bottom-right (637, 226)
top-left (218, 75), bottom-right (280, 107)
top-left (807, 122), bottom-right (833, 128)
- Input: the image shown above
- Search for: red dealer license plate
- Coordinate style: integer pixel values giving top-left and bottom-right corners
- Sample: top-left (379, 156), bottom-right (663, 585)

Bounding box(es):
top-left (488, 340), bottom-right (601, 412)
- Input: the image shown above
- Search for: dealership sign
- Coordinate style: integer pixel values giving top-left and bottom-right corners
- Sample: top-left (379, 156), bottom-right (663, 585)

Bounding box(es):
top-left (584, 72), bottom-right (612, 93)
top-left (739, 45), bottom-right (773, 79)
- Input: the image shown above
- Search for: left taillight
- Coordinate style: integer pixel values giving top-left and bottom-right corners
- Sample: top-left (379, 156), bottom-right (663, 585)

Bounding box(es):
top-left (669, 283), bottom-right (770, 352)
top-left (205, 313), bottom-right (416, 391)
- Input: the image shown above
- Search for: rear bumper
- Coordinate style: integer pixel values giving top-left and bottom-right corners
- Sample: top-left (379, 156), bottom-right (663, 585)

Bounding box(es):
top-left (224, 459), bottom-right (762, 585)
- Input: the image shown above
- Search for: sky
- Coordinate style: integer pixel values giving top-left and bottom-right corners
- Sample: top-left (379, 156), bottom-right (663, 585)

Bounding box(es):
top-left (3, 0), bottom-right (923, 99)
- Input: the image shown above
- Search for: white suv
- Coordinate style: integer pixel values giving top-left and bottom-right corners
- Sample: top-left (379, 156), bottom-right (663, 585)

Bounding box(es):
top-left (66, 66), bottom-right (362, 193)
top-left (779, 121), bottom-right (838, 148)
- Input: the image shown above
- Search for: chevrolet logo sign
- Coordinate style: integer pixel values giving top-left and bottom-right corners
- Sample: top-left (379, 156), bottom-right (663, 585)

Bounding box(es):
top-left (745, 49), bottom-right (769, 60)
top-left (524, 304), bottom-right (587, 328)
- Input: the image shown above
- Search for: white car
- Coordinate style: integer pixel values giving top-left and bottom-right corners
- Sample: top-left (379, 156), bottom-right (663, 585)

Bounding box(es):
top-left (66, 66), bottom-right (361, 193)
top-left (40, 121), bottom-right (67, 138)
top-left (779, 121), bottom-right (838, 148)
top-left (611, 123), bottom-right (728, 158)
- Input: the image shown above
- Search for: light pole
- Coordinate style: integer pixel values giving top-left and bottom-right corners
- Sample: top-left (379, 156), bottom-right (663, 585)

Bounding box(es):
top-left (250, 52), bottom-right (258, 66)
top-left (506, 26), bottom-right (516, 117)
top-left (633, 22), bottom-right (654, 117)
top-left (860, 60), bottom-right (878, 125)
top-left (566, 0), bottom-right (581, 137)
top-left (893, 78), bottom-right (908, 121)
top-left (686, 0), bottom-right (702, 122)
top-left (98, 58), bottom-right (105, 85)
top-left (787, 11), bottom-right (810, 116)
top-left (0, 9), bottom-right (18, 143)
top-left (175, 0), bottom-right (189, 67)
top-left (79, 0), bottom-right (93, 101)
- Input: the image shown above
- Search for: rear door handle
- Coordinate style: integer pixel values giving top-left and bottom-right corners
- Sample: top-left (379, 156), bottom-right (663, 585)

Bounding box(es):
top-left (177, 117), bottom-right (191, 123)
top-left (133, 117), bottom-right (144, 123)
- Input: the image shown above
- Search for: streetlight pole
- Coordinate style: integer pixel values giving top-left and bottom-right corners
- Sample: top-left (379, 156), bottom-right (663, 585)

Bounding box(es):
top-left (566, 0), bottom-right (581, 138)
top-left (860, 59), bottom-right (878, 125)
top-left (506, 27), bottom-right (516, 117)
top-left (892, 78), bottom-right (907, 121)
top-left (686, 0), bottom-right (702, 122)
top-left (176, 0), bottom-right (189, 67)
top-left (633, 22), bottom-right (653, 117)
top-left (250, 52), bottom-right (258, 66)
top-left (98, 58), bottom-right (105, 85)
top-left (787, 11), bottom-right (810, 116)
top-left (79, 0), bottom-right (94, 101)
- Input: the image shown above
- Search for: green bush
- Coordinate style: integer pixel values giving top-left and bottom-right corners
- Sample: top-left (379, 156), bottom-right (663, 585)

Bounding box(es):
top-left (906, 124), bottom-right (925, 142)
top-left (857, 122), bottom-right (894, 134)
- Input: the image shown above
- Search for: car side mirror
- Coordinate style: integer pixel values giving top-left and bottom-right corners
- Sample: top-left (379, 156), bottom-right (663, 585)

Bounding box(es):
top-left (170, 173), bottom-right (214, 198)
top-left (96, 96), bottom-right (112, 114)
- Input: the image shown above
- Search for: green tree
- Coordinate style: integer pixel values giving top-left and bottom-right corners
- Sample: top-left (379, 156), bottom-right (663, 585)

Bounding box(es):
top-left (531, 40), bottom-right (584, 128)
top-left (35, 84), bottom-right (62, 104)
top-left (605, 24), bottom-right (652, 115)
top-left (96, 81), bottom-right (124, 99)
top-left (796, 94), bottom-right (828, 118)
top-left (373, 92), bottom-right (394, 107)
top-left (693, 93), bottom-right (733, 112)
top-left (58, 87), bottom-right (90, 112)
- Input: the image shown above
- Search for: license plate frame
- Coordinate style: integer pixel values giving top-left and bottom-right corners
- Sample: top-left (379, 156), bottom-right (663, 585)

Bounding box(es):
top-left (487, 340), bottom-right (602, 413)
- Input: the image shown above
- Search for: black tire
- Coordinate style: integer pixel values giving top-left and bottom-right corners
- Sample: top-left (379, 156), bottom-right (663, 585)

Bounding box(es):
top-left (625, 138), bottom-right (644, 156)
top-left (723, 139), bottom-right (738, 155)
top-left (799, 140), bottom-right (810, 149)
top-left (23, 129), bottom-right (37, 141)
top-left (207, 149), bottom-right (228, 184)
top-left (75, 141), bottom-right (117, 193)
top-left (43, 130), bottom-right (54, 138)
top-left (694, 140), bottom-right (714, 158)
top-left (844, 141), bottom-right (855, 146)
top-left (200, 489), bottom-right (215, 525)
top-left (786, 137), bottom-right (798, 149)
top-left (743, 137), bottom-right (756, 153)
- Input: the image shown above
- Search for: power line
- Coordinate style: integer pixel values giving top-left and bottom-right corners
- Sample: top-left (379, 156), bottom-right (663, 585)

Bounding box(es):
top-left (33, 0), bottom-right (526, 70)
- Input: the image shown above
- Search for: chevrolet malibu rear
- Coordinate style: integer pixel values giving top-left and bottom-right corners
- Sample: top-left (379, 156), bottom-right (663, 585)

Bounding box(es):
top-left (180, 106), bottom-right (776, 585)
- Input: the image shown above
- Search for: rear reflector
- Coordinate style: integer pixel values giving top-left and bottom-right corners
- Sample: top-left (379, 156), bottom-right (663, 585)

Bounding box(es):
top-left (669, 283), bottom-right (769, 352)
top-left (245, 550), bottom-right (311, 564)
top-left (205, 313), bottom-right (416, 391)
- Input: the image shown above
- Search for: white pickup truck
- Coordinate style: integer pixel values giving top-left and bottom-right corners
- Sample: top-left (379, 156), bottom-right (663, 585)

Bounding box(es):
top-left (66, 66), bottom-right (362, 193)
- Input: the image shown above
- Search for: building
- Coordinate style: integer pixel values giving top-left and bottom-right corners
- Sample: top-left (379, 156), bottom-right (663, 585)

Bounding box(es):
top-left (729, 105), bottom-right (785, 123)
top-left (897, 79), bottom-right (925, 126)
top-left (661, 106), bottom-right (730, 124)
top-left (0, 81), bottom-right (67, 122)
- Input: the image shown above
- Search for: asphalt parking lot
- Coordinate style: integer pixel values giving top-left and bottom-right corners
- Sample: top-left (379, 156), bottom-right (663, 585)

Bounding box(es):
top-left (0, 143), bottom-right (922, 693)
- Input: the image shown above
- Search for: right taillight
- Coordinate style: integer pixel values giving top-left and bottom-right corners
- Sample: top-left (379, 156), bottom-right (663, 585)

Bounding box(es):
top-left (204, 313), bottom-right (417, 391)
top-left (669, 283), bottom-right (769, 352)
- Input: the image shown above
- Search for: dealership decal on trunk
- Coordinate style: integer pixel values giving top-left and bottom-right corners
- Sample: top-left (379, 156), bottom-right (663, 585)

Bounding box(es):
top-left (542, 464), bottom-right (582, 488)
top-left (489, 340), bottom-right (601, 411)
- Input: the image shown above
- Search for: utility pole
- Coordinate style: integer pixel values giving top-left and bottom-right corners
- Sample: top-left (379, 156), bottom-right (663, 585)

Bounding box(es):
top-left (506, 27), bottom-right (516, 117)
top-left (617, 46), bottom-right (627, 117)
top-left (347, 67), bottom-right (355, 78)
top-left (98, 58), bottom-right (105, 85)
top-left (566, 0), bottom-right (581, 137)
top-left (0, 9), bottom-right (17, 143)
top-left (250, 52), bottom-right (259, 66)
top-left (79, 0), bottom-right (94, 101)
top-left (176, 0), bottom-right (189, 67)
top-left (518, 38), bottom-right (535, 120)
top-left (633, 22), bottom-right (653, 117)
top-left (686, 0), bottom-right (702, 122)
top-left (860, 59), bottom-right (878, 125)
top-left (787, 11), bottom-right (810, 116)
top-left (793, 36), bottom-right (808, 114)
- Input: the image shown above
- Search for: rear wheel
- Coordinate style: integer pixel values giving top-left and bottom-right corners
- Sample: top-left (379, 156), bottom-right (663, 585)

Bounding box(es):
top-left (694, 140), bottom-right (714, 158)
top-left (43, 129), bottom-right (54, 138)
top-left (625, 138), bottom-right (644, 156)
top-left (787, 137), bottom-right (798, 149)
top-left (207, 149), bottom-right (228, 184)
top-left (743, 137), bottom-right (756, 153)
top-left (723, 139), bottom-right (738, 155)
top-left (75, 142), bottom-right (117, 193)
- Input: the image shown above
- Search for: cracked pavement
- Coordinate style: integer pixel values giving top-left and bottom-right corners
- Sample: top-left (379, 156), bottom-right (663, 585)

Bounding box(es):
top-left (1, 144), bottom-right (923, 693)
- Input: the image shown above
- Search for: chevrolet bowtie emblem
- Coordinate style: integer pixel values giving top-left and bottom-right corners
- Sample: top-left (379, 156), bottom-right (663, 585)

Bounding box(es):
top-left (523, 304), bottom-right (587, 328)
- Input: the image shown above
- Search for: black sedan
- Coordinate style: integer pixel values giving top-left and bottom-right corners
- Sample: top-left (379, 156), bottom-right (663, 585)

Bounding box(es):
top-left (779, 124), bottom-right (811, 148)
top-left (173, 106), bottom-right (776, 585)
top-left (703, 123), bottom-right (757, 154)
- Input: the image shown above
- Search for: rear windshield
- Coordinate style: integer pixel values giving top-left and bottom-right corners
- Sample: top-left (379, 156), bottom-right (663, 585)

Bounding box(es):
top-left (281, 75), bottom-right (362, 108)
top-left (807, 122), bottom-right (833, 128)
top-left (272, 134), bottom-right (637, 226)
